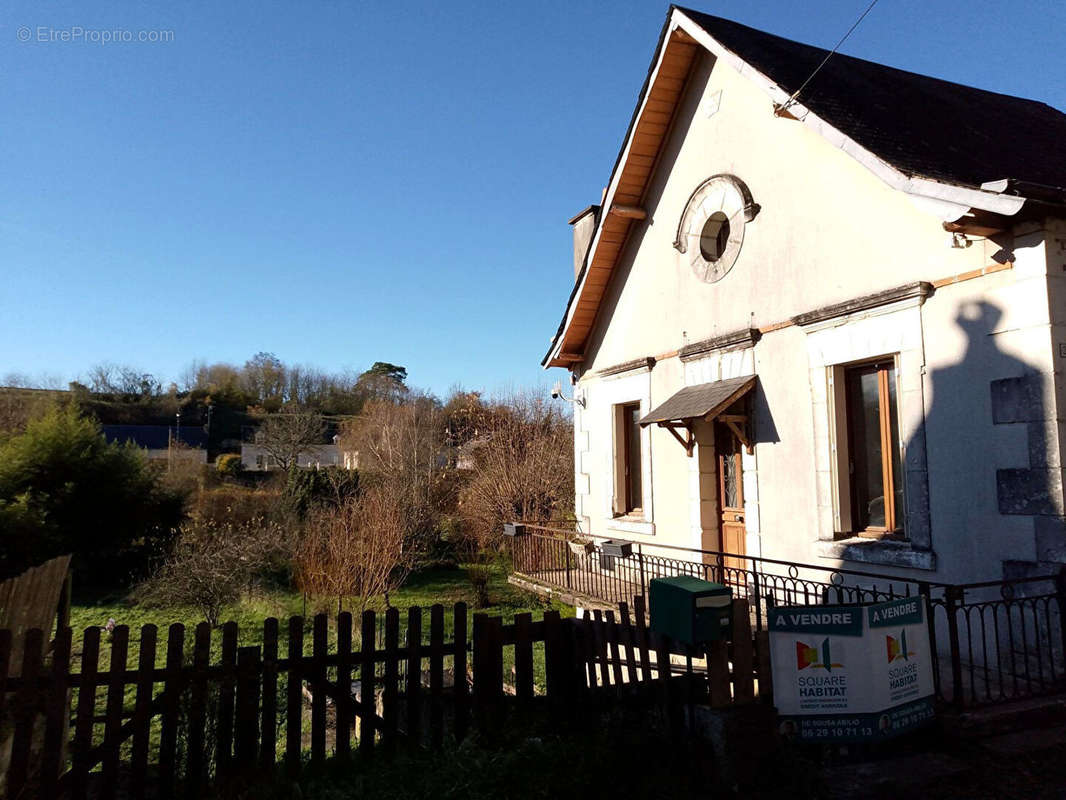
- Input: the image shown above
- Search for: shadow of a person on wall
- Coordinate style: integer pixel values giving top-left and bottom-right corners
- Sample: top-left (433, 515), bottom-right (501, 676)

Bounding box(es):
top-left (918, 299), bottom-right (1054, 583)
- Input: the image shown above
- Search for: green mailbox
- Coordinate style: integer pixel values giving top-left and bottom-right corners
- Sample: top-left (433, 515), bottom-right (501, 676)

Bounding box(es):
top-left (649, 575), bottom-right (733, 645)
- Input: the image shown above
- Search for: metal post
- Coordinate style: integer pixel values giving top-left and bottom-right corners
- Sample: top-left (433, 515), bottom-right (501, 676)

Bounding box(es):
top-left (944, 585), bottom-right (965, 708)
top-left (918, 581), bottom-right (941, 700)
top-left (565, 542), bottom-right (572, 590)
top-left (638, 543), bottom-right (647, 599)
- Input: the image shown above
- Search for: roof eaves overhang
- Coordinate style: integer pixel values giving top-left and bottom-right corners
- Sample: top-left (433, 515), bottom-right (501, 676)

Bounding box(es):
top-left (544, 6), bottom-right (1037, 371)
top-left (543, 10), bottom-right (699, 369)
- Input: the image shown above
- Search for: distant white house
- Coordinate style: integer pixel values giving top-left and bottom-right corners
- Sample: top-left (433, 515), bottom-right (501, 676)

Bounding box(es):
top-left (240, 436), bottom-right (358, 471)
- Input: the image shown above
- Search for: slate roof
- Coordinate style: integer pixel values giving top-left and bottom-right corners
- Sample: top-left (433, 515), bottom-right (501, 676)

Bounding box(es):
top-left (101, 424), bottom-right (207, 450)
top-left (640, 375), bottom-right (755, 425)
top-left (679, 7), bottom-right (1066, 193)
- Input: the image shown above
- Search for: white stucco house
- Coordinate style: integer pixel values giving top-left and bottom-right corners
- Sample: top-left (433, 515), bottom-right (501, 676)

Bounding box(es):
top-left (543, 7), bottom-right (1066, 586)
top-left (240, 438), bottom-right (357, 472)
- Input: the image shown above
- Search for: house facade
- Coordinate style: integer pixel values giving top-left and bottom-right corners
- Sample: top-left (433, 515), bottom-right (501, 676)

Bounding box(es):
top-left (544, 8), bottom-right (1066, 585)
top-left (239, 439), bottom-right (357, 471)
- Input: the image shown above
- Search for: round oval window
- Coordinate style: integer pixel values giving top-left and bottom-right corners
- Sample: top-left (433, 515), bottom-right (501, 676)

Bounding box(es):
top-left (699, 211), bottom-right (730, 262)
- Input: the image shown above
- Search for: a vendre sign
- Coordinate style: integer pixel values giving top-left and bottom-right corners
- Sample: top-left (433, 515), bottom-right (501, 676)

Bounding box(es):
top-left (768, 596), bottom-right (935, 742)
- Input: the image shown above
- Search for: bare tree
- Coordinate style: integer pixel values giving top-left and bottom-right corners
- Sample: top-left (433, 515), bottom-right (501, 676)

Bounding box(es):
top-left (340, 393), bottom-right (455, 551)
top-left (295, 484), bottom-right (414, 612)
top-left (242, 352), bottom-right (287, 410)
top-left (139, 518), bottom-right (292, 627)
top-left (457, 389), bottom-right (574, 549)
top-left (85, 362), bottom-right (161, 397)
top-left (254, 408), bottom-right (326, 471)
top-left (0, 389), bottom-right (55, 437)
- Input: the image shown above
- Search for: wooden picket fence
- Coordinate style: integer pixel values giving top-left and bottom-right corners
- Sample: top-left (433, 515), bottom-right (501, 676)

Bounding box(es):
top-left (0, 596), bottom-right (771, 799)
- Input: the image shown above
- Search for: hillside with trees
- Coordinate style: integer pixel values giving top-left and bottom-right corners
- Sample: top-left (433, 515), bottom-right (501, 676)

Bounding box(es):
top-left (0, 360), bottom-right (574, 618)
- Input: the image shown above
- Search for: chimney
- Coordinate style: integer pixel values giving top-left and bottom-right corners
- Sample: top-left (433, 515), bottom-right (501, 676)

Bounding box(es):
top-left (568, 205), bottom-right (600, 280)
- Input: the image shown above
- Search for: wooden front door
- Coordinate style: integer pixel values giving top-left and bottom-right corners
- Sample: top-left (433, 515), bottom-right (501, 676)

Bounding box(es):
top-left (715, 422), bottom-right (747, 580)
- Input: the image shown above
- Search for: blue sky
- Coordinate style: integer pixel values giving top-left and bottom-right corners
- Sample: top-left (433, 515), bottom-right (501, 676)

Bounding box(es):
top-left (2, 0), bottom-right (1063, 397)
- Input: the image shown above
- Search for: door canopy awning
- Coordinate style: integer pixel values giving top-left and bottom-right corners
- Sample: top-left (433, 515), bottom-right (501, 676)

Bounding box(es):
top-left (639, 375), bottom-right (755, 457)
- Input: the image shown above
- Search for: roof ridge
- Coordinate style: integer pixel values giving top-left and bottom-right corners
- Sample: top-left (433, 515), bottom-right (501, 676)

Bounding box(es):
top-left (674, 5), bottom-right (1062, 111)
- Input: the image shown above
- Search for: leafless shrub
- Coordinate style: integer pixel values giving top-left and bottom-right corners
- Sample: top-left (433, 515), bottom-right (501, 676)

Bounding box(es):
top-left (156, 440), bottom-right (207, 498)
top-left (457, 389), bottom-right (574, 550)
top-left (464, 563), bottom-right (493, 608)
top-left (189, 485), bottom-right (287, 527)
top-left (139, 518), bottom-right (293, 627)
top-left (340, 394), bottom-right (457, 555)
top-left (294, 481), bottom-right (414, 612)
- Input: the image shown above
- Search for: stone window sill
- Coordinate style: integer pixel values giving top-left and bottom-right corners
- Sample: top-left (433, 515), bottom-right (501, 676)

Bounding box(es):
top-left (607, 517), bottom-right (655, 536)
top-left (816, 537), bottom-right (936, 571)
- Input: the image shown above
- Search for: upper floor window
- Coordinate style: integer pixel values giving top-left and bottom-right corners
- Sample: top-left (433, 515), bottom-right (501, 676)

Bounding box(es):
top-left (843, 359), bottom-right (904, 536)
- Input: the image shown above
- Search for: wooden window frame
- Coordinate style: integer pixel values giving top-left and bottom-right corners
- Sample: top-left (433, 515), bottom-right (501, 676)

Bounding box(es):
top-left (843, 358), bottom-right (904, 539)
top-left (618, 402), bottom-right (643, 516)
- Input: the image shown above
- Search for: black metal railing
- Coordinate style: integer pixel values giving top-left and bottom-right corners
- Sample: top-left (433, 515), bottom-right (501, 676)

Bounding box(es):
top-left (510, 524), bottom-right (1066, 709)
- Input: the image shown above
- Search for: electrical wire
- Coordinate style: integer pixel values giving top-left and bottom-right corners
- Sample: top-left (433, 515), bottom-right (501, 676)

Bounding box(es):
top-left (779, 0), bottom-right (882, 114)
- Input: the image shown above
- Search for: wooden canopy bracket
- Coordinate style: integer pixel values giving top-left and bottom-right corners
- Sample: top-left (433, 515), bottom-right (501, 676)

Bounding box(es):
top-left (720, 415), bottom-right (754, 455)
top-left (658, 421), bottom-right (695, 457)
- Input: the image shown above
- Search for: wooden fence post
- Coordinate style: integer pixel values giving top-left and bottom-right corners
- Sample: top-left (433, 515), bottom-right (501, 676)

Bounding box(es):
top-left (453, 603), bottom-right (470, 742)
top-left (618, 602), bottom-right (637, 686)
top-left (8, 627), bottom-right (44, 798)
top-left (260, 618), bottom-right (279, 772)
top-left (405, 607), bottom-right (422, 748)
top-left (217, 622), bottom-right (239, 777)
top-left (71, 627), bottom-right (99, 800)
top-left (605, 610), bottom-right (624, 693)
top-left (754, 630), bottom-right (773, 705)
top-left (359, 610), bottom-right (376, 756)
top-left (186, 623), bottom-right (212, 797)
top-left (234, 646), bottom-right (262, 769)
top-left (706, 639), bottom-right (730, 707)
top-left (131, 624), bottom-right (158, 799)
top-left (100, 625), bottom-right (129, 799)
top-left (592, 610), bottom-right (611, 689)
top-left (489, 616), bottom-right (505, 730)
top-left (40, 625), bottom-right (72, 800)
top-left (429, 605), bottom-right (445, 749)
top-left (159, 623), bottom-right (184, 798)
top-left (633, 596), bottom-right (652, 690)
top-left (311, 615), bottom-right (327, 765)
top-left (335, 612), bottom-right (353, 760)
top-left (730, 599), bottom-right (755, 703)
top-left (285, 616), bottom-right (304, 776)
top-left (382, 608), bottom-right (400, 757)
top-left (471, 614), bottom-right (489, 733)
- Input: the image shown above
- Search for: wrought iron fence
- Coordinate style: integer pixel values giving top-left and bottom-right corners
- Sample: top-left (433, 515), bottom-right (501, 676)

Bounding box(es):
top-left (928, 575), bottom-right (1065, 706)
top-left (510, 524), bottom-right (1066, 709)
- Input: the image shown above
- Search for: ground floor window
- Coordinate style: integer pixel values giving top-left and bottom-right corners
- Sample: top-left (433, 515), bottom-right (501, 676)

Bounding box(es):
top-left (616, 402), bottom-right (643, 515)
top-left (843, 359), bottom-right (904, 536)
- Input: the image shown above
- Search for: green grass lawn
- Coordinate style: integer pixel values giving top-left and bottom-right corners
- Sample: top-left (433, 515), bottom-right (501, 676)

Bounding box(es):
top-left (69, 562), bottom-right (573, 670)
